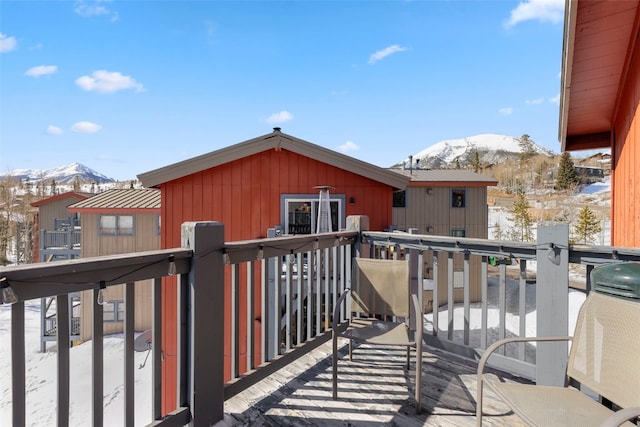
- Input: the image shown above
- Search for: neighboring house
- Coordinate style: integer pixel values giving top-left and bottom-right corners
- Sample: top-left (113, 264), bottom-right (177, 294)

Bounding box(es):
top-left (30, 191), bottom-right (92, 351)
top-left (30, 191), bottom-right (92, 262)
top-left (137, 127), bottom-right (410, 413)
top-left (390, 167), bottom-right (498, 308)
top-left (559, 0), bottom-right (640, 247)
top-left (67, 189), bottom-right (161, 342)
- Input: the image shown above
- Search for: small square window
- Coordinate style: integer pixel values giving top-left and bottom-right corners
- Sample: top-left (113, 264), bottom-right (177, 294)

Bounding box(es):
top-left (451, 229), bottom-right (466, 237)
top-left (452, 190), bottom-right (465, 208)
top-left (393, 190), bottom-right (406, 208)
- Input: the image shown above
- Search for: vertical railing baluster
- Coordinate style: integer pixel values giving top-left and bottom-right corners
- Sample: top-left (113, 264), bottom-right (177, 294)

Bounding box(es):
top-left (332, 245), bottom-right (338, 328)
top-left (152, 277), bottom-right (162, 421)
top-left (498, 263), bottom-right (507, 354)
top-left (11, 302), bottom-right (26, 427)
top-left (124, 282), bottom-right (135, 427)
top-left (246, 261), bottom-right (255, 371)
top-left (315, 249), bottom-right (321, 336)
top-left (463, 252), bottom-right (470, 345)
top-left (432, 251), bottom-right (439, 335)
top-left (306, 251), bottom-right (313, 340)
top-left (92, 288), bottom-right (104, 427)
top-left (231, 264), bottom-right (240, 378)
top-left (447, 252), bottom-right (454, 341)
top-left (519, 259), bottom-right (527, 360)
top-left (56, 294), bottom-right (70, 426)
top-left (260, 258), bottom-right (268, 364)
top-left (285, 255), bottom-right (292, 351)
top-left (274, 257), bottom-right (282, 356)
top-left (296, 253), bottom-right (302, 346)
top-left (323, 247), bottom-right (330, 331)
top-left (480, 256), bottom-right (488, 350)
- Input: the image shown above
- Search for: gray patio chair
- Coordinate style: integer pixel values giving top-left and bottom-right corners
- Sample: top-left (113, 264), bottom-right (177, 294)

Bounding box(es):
top-left (476, 290), bottom-right (640, 426)
top-left (331, 257), bottom-right (423, 412)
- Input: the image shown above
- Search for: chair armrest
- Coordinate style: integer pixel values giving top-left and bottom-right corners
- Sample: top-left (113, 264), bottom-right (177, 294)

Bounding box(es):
top-left (331, 288), bottom-right (351, 332)
top-left (476, 335), bottom-right (572, 426)
top-left (600, 407), bottom-right (640, 427)
top-left (477, 335), bottom-right (572, 377)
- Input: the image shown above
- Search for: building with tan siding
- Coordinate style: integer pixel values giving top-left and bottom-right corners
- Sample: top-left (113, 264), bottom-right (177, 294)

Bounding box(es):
top-left (67, 188), bottom-right (161, 342)
top-left (390, 167), bottom-right (498, 308)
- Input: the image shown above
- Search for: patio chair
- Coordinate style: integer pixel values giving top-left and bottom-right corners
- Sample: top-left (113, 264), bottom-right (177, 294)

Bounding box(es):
top-left (331, 257), bottom-right (423, 412)
top-left (476, 289), bottom-right (640, 426)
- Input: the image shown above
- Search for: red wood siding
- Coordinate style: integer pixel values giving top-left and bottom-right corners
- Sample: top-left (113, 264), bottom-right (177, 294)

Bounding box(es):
top-left (612, 24), bottom-right (640, 248)
top-left (159, 148), bottom-right (394, 413)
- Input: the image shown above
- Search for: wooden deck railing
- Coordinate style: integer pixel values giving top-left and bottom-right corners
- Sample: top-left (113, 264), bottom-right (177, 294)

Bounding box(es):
top-left (2, 218), bottom-right (640, 426)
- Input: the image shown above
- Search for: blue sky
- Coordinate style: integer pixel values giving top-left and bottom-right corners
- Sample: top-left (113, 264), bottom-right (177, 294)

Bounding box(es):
top-left (0, 0), bottom-right (566, 181)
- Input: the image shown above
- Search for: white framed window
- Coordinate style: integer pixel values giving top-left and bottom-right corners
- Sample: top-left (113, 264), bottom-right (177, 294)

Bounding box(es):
top-left (281, 194), bottom-right (345, 235)
top-left (103, 301), bottom-right (125, 322)
top-left (100, 215), bottom-right (134, 236)
top-left (451, 229), bottom-right (466, 237)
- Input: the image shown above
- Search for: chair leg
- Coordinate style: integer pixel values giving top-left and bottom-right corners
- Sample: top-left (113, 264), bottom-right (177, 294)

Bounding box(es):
top-left (406, 346), bottom-right (410, 369)
top-left (349, 338), bottom-right (353, 361)
top-left (415, 343), bottom-right (423, 413)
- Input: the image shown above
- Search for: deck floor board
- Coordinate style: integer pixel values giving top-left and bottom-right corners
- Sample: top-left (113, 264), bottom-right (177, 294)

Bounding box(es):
top-left (222, 340), bottom-right (530, 426)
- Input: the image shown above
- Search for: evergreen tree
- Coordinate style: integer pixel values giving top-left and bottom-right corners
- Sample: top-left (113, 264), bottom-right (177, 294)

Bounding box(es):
top-left (472, 151), bottom-right (480, 173)
top-left (574, 205), bottom-right (602, 244)
top-left (555, 152), bottom-right (579, 190)
top-left (455, 158), bottom-right (461, 169)
top-left (73, 175), bottom-right (81, 192)
top-left (518, 134), bottom-right (536, 161)
top-left (50, 179), bottom-right (57, 195)
top-left (507, 192), bottom-right (534, 242)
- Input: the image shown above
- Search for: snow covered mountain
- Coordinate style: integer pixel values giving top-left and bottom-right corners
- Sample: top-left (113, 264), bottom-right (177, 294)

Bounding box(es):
top-left (0, 162), bottom-right (115, 184)
top-left (394, 134), bottom-right (556, 169)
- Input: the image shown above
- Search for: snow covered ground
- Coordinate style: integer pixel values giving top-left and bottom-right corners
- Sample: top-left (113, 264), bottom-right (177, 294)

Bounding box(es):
top-left (0, 178), bottom-right (612, 426)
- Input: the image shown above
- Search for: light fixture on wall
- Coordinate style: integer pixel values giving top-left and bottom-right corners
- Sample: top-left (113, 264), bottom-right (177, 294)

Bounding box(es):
top-left (547, 244), bottom-right (561, 266)
top-left (0, 277), bottom-right (18, 305)
top-left (349, 197), bottom-right (355, 205)
top-left (426, 188), bottom-right (433, 195)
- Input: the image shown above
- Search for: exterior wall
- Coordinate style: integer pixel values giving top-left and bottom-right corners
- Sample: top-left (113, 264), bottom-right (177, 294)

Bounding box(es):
top-left (611, 35), bottom-right (640, 248)
top-left (79, 212), bottom-right (160, 341)
top-left (159, 148), bottom-right (396, 413)
top-left (38, 197), bottom-right (80, 232)
top-left (393, 183), bottom-right (489, 308)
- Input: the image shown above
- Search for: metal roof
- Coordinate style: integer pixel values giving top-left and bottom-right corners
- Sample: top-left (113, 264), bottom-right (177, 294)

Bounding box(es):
top-left (137, 128), bottom-right (410, 190)
top-left (389, 168), bottom-right (498, 186)
top-left (30, 191), bottom-right (93, 207)
top-left (68, 189), bottom-right (160, 212)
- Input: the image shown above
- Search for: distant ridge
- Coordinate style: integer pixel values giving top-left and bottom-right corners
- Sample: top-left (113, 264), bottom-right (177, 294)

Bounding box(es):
top-left (0, 162), bottom-right (115, 184)
top-left (393, 134), bottom-right (556, 169)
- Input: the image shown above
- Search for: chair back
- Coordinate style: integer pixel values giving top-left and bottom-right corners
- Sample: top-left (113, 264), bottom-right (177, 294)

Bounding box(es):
top-left (350, 258), bottom-right (410, 318)
top-left (567, 292), bottom-right (640, 409)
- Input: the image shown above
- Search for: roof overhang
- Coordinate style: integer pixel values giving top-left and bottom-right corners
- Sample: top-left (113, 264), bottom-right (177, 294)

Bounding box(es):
top-left (559, 0), bottom-right (640, 152)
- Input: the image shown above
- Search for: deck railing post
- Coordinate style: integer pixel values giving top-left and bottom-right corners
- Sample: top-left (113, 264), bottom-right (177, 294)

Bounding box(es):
top-left (181, 221), bottom-right (225, 426)
top-left (535, 222), bottom-right (569, 386)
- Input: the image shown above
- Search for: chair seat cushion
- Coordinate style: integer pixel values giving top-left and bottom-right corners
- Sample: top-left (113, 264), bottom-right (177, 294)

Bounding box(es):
top-left (485, 377), bottom-right (635, 426)
top-left (340, 318), bottom-right (414, 346)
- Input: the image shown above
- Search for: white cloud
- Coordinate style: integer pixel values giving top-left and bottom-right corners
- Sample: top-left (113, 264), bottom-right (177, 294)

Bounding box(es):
top-left (25, 65), bottom-right (58, 77)
top-left (74, 0), bottom-right (118, 21)
top-left (46, 125), bottom-right (63, 135)
top-left (368, 44), bottom-right (408, 65)
top-left (504, 0), bottom-right (564, 28)
top-left (75, 70), bottom-right (145, 93)
top-left (71, 121), bottom-right (102, 133)
top-left (265, 111), bottom-right (293, 124)
top-left (549, 93), bottom-right (560, 104)
top-left (338, 141), bottom-right (359, 153)
top-left (0, 33), bottom-right (17, 53)
top-left (499, 107), bottom-right (513, 115)
top-left (525, 97), bottom-right (544, 105)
